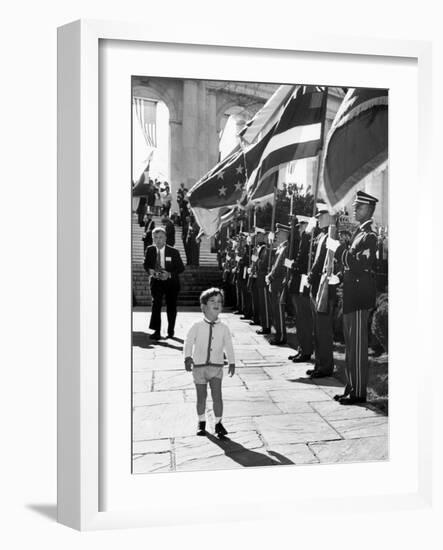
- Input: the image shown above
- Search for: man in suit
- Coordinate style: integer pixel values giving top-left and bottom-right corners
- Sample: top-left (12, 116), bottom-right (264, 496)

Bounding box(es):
top-left (142, 212), bottom-right (155, 253)
top-left (161, 214), bottom-right (175, 247)
top-left (333, 191), bottom-right (379, 404)
top-left (265, 224), bottom-right (289, 345)
top-left (144, 227), bottom-right (185, 340)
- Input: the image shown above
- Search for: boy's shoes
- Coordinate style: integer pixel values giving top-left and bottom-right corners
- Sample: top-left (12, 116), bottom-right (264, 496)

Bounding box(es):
top-left (256, 329), bottom-right (271, 335)
top-left (196, 421), bottom-right (207, 436)
top-left (150, 331), bottom-right (161, 340)
top-left (167, 331), bottom-right (174, 338)
top-left (215, 421), bottom-right (228, 438)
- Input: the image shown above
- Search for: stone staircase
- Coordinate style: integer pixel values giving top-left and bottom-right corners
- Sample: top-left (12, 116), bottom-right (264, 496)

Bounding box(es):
top-left (132, 215), bottom-right (223, 307)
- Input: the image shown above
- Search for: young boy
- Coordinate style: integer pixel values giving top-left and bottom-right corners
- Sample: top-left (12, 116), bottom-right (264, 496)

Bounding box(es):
top-left (184, 288), bottom-right (235, 437)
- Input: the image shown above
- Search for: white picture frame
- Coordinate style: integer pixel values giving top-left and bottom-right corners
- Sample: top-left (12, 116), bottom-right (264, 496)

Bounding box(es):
top-left (57, 19), bottom-right (433, 531)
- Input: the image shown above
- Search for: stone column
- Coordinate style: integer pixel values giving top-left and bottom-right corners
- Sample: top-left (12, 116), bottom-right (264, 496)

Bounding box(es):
top-left (182, 80), bottom-right (200, 188)
top-left (169, 119), bottom-right (183, 213)
top-left (206, 89), bottom-right (219, 169)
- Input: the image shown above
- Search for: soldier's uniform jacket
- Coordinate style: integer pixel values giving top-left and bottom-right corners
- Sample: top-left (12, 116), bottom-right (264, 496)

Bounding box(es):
top-left (309, 230), bottom-right (341, 301)
top-left (339, 219), bottom-right (377, 314)
top-left (256, 244), bottom-right (270, 285)
top-left (289, 231), bottom-right (310, 295)
top-left (236, 248), bottom-right (248, 285)
top-left (267, 241), bottom-right (288, 293)
top-left (308, 231), bottom-right (328, 299)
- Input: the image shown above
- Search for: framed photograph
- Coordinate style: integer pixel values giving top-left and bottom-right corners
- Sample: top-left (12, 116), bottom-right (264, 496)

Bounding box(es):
top-left (57, 19), bottom-right (433, 530)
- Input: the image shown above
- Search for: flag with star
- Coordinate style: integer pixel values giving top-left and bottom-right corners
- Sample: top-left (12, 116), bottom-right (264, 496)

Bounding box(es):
top-left (187, 129), bottom-right (275, 235)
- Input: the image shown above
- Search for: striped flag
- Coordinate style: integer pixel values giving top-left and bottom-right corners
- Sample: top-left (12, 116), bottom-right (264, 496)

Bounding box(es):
top-left (246, 86), bottom-right (327, 200)
top-left (320, 87), bottom-right (388, 211)
top-left (133, 98), bottom-right (157, 148)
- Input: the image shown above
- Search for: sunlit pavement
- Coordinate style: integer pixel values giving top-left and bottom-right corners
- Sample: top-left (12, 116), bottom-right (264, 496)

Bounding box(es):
top-left (132, 310), bottom-right (388, 474)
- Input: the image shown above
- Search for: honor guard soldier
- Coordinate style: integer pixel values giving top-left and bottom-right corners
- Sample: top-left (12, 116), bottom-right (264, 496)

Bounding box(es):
top-left (333, 191), bottom-right (379, 404)
top-left (255, 229), bottom-right (271, 335)
top-left (288, 216), bottom-right (314, 362)
top-left (234, 236), bottom-right (247, 315)
top-left (307, 206), bottom-right (339, 378)
top-left (247, 232), bottom-right (262, 326)
top-left (240, 237), bottom-right (253, 321)
top-left (266, 224), bottom-right (290, 345)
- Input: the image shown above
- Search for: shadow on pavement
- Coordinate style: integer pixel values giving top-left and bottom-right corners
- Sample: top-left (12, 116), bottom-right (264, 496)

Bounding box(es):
top-left (132, 331), bottom-right (183, 351)
top-left (206, 433), bottom-right (293, 467)
top-left (289, 376), bottom-right (338, 386)
top-left (154, 340), bottom-right (183, 351)
top-left (132, 331), bottom-right (154, 349)
top-left (168, 336), bottom-right (184, 344)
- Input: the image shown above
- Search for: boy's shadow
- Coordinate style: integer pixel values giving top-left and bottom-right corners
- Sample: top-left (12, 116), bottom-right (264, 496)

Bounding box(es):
top-left (206, 433), bottom-right (293, 467)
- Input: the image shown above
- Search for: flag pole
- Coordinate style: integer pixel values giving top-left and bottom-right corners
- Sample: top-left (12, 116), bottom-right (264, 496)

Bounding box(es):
top-left (307, 86), bottom-right (329, 272)
top-left (267, 175), bottom-right (278, 271)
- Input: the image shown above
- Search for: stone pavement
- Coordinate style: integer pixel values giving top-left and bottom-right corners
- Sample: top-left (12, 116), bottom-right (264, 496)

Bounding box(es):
top-left (132, 310), bottom-right (388, 474)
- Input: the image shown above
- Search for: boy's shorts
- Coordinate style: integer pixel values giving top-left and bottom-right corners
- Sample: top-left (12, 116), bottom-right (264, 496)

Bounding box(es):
top-left (192, 365), bottom-right (224, 385)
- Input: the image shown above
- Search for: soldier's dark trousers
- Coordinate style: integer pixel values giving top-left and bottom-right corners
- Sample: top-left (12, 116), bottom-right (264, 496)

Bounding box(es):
top-left (256, 281), bottom-right (271, 330)
top-left (235, 281), bottom-right (243, 312)
top-left (292, 293), bottom-right (313, 357)
top-left (270, 286), bottom-right (286, 341)
top-left (310, 296), bottom-right (334, 374)
top-left (343, 309), bottom-right (369, 400)
top-left (240, 280), bottom-right (252, 318)
top-left (251, 280), bottom-right (261, 324)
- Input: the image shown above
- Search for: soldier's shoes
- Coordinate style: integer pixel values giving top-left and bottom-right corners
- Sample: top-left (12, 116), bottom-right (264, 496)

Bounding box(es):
top-left (269, 338), bottom-right (287, 346)
top-left (338, 396), bottom-right (366, 405)
top-left (256, 329), bottom-right (271, 335)
top-left (196, 421), bottom-right (207, 436)
top-left (293, 354), bottom-right (312, 363)
top-left (215, 421), bottom-right (228, 438)
top-left (310, 370), bottom-right (333, 378)
top-left (288, 354), bottom-right (299, 360)
top-left (240, 316), bottom-right (251, 320)
top-left (249, 321), bottom-right (259, 326)
top-left (306, 368), bottom-right (316, 376)
top-left (150, 331), bottom-right (161, 340)
top-left (333, 392), bottom-right (349, 401)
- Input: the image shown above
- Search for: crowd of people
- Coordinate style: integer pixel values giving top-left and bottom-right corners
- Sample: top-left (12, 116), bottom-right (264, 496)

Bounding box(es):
top-left (135, 180), bottom-right (202, 266)
top-left (217, 190), bottom-right (387, 406)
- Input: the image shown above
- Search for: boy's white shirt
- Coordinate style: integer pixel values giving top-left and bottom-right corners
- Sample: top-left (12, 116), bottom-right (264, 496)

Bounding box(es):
top-left (184, 316), bottom-right (235, 365)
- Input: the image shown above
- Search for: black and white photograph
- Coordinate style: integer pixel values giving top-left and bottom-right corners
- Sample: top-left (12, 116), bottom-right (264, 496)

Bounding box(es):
top-left (131, 76), bottom-right (389, 474)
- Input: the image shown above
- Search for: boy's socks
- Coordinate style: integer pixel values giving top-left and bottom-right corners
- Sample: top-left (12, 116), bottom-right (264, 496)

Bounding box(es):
top-left (198, 414), bottom-right (206, 421)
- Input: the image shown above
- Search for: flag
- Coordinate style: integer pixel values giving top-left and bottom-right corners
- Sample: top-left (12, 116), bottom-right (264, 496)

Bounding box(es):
top-left (246, 86), bottom-right (327, 201)
top-left (133, 98), bottom-right (157, 148)
top-left (320, 87), bottom-right (388, 211)
top-left (187, 127), bottom-right (275, 236)
top-left (238, 84), bottom-right (297, 144)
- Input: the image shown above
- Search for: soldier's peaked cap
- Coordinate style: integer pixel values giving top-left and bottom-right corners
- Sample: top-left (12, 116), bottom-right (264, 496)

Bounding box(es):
top-left (275, 223), bottom-right (290, 233)
top-left (353, 190), bottom-right (379, 206)
top-left (315, 203), bottom-right (330, 218)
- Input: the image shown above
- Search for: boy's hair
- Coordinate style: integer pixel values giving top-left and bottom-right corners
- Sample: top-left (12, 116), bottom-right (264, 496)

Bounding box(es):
top-left (200, 287), bottom-right (224, 305)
